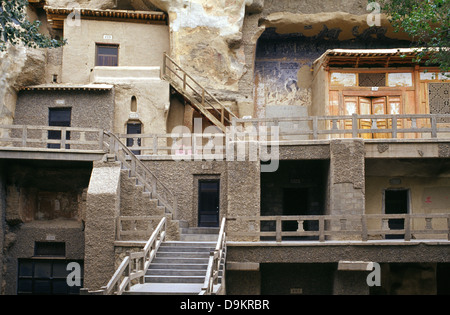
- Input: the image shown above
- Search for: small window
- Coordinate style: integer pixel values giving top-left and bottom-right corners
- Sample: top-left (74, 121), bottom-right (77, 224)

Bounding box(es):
top-left (96, 44), bottom-right (119, 66)
top-left (34, 242), bottom-right (66, 257)
top-left (131, 96), bottom-right (137, 112)
top-left (429, 83), bottom-right (450, 122)
top-left (359, 73), bottom-right (386, 87)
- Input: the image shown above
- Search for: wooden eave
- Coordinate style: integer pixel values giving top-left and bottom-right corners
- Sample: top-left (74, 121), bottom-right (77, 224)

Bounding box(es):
top-left (313, 48), bottom-right (432, 70)
top-left (44, 6), bottom-right (167, 30)
top-left (19, 84), bottom-right (114, 91)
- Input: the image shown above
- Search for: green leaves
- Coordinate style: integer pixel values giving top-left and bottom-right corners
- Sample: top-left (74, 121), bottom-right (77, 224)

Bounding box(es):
top-left (0, 0), bottom-right (66, 51)
top-left (374, 0), bottom-right (449, 73)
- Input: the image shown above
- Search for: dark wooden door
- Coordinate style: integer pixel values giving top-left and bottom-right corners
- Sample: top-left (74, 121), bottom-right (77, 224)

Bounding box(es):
top-left (198, 180), bottom-right (220, 227)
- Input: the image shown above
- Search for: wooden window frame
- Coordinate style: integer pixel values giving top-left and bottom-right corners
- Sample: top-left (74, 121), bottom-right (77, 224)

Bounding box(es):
top-left (95, 43), bottom-right (119, 67)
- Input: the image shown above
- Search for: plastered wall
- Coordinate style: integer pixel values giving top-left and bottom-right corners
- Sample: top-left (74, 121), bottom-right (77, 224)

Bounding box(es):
top-left (61, 19), bottom-right (169, 84)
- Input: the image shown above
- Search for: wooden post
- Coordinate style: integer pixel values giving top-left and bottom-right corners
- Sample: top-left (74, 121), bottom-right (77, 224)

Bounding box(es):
top-left (61, 127), bottom-right (67, 149)
top-left (431, 115), bottom-right (437, 138)
top-left (319, 217), bottom-right (325, 242)
top-left (361, 215), bottom-right (368, 241)
top-left (162, 53), bottom-right (167, 77)
top-left (22, 125), bottom-right (27, 147)
top-left (202, 89), bottom-right (205, 107)
top-left (404, 214), bottom-right (411, 241)
top-left (276, 218), bottom-right (282, 242)
top-left (447, 215), bottom-right (450, 241)
top-left (313, 116), bottom-right (318, 140)
top-left (392, 115), bottom-right (397, 138)
top-left (153, 135), bottom-right (158, 155)
top-left (352, 114), bottom-right (358, 138)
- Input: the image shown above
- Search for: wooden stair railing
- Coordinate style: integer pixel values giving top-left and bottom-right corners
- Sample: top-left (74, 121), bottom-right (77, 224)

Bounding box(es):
top-left (200, 217), bottom-right (227, 295)
top-left (104, 131), bottom-right (177, 219)
top-left (162, 53), bottom-right (237, 133)
top-left (98, 217), bottom-right (167, 295)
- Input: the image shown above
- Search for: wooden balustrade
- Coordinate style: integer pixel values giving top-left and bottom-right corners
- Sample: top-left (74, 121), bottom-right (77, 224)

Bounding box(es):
top-left (0, 124), bottom-right (105, 150)
top-left (228, 214), bottom-right (450, 242)
top-left (233, 114), bottom-right (450, 140)
top-left (104, 131), bottom-right (178, 219)
top-left (100, 217), bottom-right (167, 295)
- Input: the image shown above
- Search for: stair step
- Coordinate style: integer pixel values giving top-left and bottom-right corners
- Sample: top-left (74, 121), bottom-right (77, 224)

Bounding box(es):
top-left (162, 241), bottom-right (216, 247)
top-left (148, 263), bottom-right (208, 270)
top-left (156, 252), bottom-right (210, 258)
top-left (146, 269), bottom-right (207, 276)
top-left (145, 275), bottom-right (205, 283)
top-left (153, 257), bottom-right (210, 264)
top-left (180, 234), bottom-right (218, 241)
top-left (125, 283), bottom-right (204, 295)
top-left (158, 246), bottom-right (213, 253)
top-left (180, 227), bottom-right (220, 234)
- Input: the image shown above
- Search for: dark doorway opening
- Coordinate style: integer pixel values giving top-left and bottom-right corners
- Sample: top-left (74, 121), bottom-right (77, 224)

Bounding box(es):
top-left (384, 189), bottom-right (409, 239)
top-left (48, 108), bottom-right (71, 149)
top-left (282, 188), bottom-right (309, 231)
top-left (198, 180), bottom-right (220, 227)
top-left (126, 122), bottom-right (142, 155)
top-left (17, 259), bottom-right (83, 295)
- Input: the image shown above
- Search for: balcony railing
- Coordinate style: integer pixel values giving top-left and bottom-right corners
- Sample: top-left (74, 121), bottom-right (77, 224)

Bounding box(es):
top-left (233, 114), bottom-right (450, 140)
top-left (0, 124), bottom-right (105, 151)
top-left (227, 214), bottom-right (450, 242)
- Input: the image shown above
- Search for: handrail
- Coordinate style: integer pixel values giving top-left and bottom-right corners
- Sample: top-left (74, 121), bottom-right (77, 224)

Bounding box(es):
top-left (104, 131), bottom-right (177, 219)
top-left (162, 53), bottom-right (236, 130)
top-left (100, 217), bottom-right (167, 295)
top-left (200, 217), bottom-right (227, 295)
top-left (227, 214), bottom-right (450, 242)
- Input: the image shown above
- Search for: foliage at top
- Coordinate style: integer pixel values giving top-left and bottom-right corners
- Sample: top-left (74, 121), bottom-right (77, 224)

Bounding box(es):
top-left (372, 0), bottom-right (449, 72)
top-left (0, 0), bottom-right (66, 51)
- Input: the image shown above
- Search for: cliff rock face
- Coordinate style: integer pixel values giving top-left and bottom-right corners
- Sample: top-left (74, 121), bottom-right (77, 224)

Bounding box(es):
top-left (0, 46), bottom-right (27, 126)
top-left (149, 0), bottom-right (261, 93)
top-left (0, 45), bottom-right (47, 126)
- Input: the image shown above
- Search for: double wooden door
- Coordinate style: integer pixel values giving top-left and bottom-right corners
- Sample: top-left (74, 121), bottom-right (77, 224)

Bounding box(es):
top-left (343, 95), bottom-right (402, 138)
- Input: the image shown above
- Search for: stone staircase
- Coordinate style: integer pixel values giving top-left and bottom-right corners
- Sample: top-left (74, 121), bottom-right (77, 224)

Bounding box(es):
top-left (125, 227), bottom-right (223, 295)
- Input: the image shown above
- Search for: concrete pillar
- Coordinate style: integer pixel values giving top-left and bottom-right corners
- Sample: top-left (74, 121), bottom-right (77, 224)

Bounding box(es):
top-left (84, 160), bottom-right (121, 291)
top-left (329, 139), bottom-right (365, 239)
top-left (226, 160), bottom-right (260, 241)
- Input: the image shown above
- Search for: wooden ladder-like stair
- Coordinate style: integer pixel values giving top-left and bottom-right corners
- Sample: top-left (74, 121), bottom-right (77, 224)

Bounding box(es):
top-left (161, 53), bottom-right (237, 133)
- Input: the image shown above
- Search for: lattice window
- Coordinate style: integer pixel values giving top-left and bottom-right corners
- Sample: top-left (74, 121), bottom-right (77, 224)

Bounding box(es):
top-left (359, 73), bottom-right (386, 87)
top-left (429, 83), bottom-right (450, 122)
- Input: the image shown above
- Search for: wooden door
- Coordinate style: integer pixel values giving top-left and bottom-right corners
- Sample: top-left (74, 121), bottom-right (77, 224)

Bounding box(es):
top-left (359, 97), bottom-right (372, 139)
top-left (371, 97), bottom-right (389, 138)
top-left (198, 180), bottom-right (220, 227)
